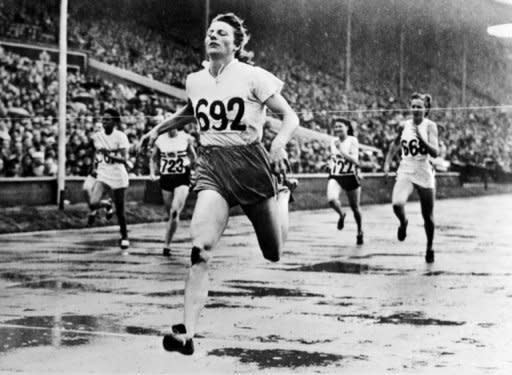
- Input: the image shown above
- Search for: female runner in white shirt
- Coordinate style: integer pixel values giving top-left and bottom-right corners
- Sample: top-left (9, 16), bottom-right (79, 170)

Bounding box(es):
top-left (384, 93), bottom-right (439, 263)
top-left (150, 128), bottom-right (196, 256)
top-left (326, 118), bottom-right (364, 245)
top-left (139, 13), bottom-right (299, 355)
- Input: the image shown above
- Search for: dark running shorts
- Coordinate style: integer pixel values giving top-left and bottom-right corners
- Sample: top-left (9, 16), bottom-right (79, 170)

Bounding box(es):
top-left (160, 168), bottom-right (191, 192)
top-left (329, 174), bottom-right (361, 191)
top-left (194, 142), bottom-right (277, 207)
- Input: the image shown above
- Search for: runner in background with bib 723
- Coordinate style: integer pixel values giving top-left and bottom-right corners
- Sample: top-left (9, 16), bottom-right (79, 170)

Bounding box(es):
top-left (150, 128), bottom-right (196, 256)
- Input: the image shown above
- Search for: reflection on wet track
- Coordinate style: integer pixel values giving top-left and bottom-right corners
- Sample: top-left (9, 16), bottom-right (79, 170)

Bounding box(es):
top-left (1, 195), bottom-right (512, 373)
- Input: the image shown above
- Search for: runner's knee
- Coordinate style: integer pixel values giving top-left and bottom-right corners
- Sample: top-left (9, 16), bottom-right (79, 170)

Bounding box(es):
top-left (327, 198), bottom-right (339, 206)
top-left (191, 246), bottom-right (210, 265)
top-left (392, 201), bottom-right (405, 209)
top-left (352, 206), bottom-right (360, 215)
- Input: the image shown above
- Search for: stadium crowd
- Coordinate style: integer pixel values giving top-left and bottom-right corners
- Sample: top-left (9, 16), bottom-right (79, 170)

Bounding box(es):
top-left (0, 46), bottom-right (177, 177)
top-left (1, 2), bottom-right (512, 177)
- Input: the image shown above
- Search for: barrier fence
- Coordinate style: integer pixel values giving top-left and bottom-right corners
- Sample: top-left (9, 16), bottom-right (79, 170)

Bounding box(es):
top-left (0, 173), bottom-right (462, 208)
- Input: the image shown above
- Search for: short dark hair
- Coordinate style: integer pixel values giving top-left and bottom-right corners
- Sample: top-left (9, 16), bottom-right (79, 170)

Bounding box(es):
top-left (211, 13), bottom-right (254, 64)
top-left (103, 108), bottom-right (121, 124)
top-left (333, 117), bottom-right (354, 136)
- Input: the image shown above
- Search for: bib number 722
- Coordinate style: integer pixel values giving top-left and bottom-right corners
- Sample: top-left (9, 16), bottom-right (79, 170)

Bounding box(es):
top-left (195, 97), bottom-right (246, 131)
top-left (330, 157), bottom-right (354, 175)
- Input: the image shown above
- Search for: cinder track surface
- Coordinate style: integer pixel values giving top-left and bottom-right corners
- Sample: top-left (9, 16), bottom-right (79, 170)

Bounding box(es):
top-left (1, 195), bottom-right (511, 374)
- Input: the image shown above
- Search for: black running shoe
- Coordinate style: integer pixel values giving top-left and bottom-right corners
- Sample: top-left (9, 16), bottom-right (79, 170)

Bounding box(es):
top-left (337, 212), bottom-right (346, 230)
top-left (356, 232), bottom-right (364, 245)
top-left (163, 247), bottom-right (171, 256)
top-left (425, 249), bottom-right (434, 263)
top-left (120, 238), bottom-right (130, 250)
top-left (87, 211), bottom-right (97, 226)
top-left (105, 200), bottom-right (114, 220)
top-left (397, 219), bottom-right (408, 241)
top-left (162, 324), bottom-right (194, 355)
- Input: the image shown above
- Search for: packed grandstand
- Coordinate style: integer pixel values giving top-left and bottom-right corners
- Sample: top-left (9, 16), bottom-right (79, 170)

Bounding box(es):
top-left (0, 0), bottom-right (511, 179)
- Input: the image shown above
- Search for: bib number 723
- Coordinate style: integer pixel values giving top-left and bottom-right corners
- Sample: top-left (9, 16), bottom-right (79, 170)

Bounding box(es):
top-left (195, 97), bottom-right (246, 132)
top-left (161, 157), bottom-right (185, 174)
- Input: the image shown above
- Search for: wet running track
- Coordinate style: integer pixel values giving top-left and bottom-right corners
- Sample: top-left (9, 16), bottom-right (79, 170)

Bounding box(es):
top-left (1, 194), bottom-right (511, 374)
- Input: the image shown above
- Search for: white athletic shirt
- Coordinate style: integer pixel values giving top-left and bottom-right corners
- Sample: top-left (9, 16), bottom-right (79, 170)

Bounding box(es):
top-left (186, 59), bottom-right (283, 147)
top-left (329, 135), bottom-right (359, 176)
top-left (398, 118), bottom-right (437, 175)
top-left (155, 131), bottom-right (192, 175)
top-left (93, 129), bottom-right (129, 189)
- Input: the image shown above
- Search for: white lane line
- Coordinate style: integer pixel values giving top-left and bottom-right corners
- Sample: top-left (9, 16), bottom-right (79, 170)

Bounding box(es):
top-left (5, 273), bottom-right (94, 288)
top-left (0, 221), bottom-right (170, 238)
top-left (0, 323), bottom-right (354, 356)
top-left (0, 323), bottom-right (159, 338)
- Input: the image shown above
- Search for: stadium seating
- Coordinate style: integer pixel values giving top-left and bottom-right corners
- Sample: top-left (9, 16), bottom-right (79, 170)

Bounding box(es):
top-left (1, 2), bottom-right (511, 177)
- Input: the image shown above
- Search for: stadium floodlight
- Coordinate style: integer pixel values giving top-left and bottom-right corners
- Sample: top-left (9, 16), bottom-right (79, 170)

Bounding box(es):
top-left (487, 24), bottom-right (512, 38)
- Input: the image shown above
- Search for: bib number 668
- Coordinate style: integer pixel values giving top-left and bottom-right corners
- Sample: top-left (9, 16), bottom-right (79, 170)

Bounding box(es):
top-left (401, 139), bottom-right (427, 156)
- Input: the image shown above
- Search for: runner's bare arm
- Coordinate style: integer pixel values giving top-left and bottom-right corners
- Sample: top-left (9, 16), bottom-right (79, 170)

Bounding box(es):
top-left (187, 138), bottom-right (197, 167)
top-left (104, 148), bottom-right (128, 164)
top-left (138, 101), bottom-right (194, 152)
top-left (265, 93), bottom-right (299, 150)
top-left (265, 93), bottom-right (299, 173)
top-left (338, 140), bottom-right (360, 167)
top-left (416, 122), bottom-right (439, 157)
top-left (90, 148), bottom-right (98, 177)
top-left (384, 125), bottom-right (404, 173)
top-left (149, 145), bottom-right (160, 180)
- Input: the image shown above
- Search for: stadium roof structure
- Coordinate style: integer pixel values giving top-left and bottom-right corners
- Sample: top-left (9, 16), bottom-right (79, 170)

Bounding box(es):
top-left (488, 0), bottom-right (512, 37)
top-left (493, 0), bottom-right (512, 5)
top-left (487, 23), bottom-right (512, 38)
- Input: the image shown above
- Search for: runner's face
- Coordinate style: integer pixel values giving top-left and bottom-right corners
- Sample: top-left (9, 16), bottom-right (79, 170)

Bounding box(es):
top-left (335, 123), bottom-right (347, 138)
top-left (410, 98), bottom-right (426, 121)
top-left (102, 115), bottom-right (115, 133)
top-left (205, 21), bottom-right (237, 59)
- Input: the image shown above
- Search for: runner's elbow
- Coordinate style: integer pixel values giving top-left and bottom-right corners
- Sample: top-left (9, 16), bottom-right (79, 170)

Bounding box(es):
top-left (429, 148), bottom-right (439, 158)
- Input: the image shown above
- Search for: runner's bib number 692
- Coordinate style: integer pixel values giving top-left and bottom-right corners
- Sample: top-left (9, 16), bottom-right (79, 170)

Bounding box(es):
top-left (195, 97), bottom-right (246, 132)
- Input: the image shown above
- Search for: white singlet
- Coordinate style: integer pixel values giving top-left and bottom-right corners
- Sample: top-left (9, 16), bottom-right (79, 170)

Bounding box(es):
top-left (93, 129), bottom-right (129, 189)
top-left (396, 118), bottom-right (437, 189)
top-left (155, 131), bottom-right (192, 175)
top-left (186, 59), bottom-right (283, 147)
top-left (329, 136), bottom-right (359, 176)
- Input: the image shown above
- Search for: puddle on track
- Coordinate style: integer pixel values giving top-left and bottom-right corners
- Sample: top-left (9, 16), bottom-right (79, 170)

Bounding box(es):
top-left (288, 261), bottom-right (395, 275)
top-left (336, 311), bottom-right (465, 326)
top-left (208, 347), bottom-right (364, 369)
top-left (0, 315), bottom-right (161, 353)
top-left (221, 284), bottom-right (324, 298)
